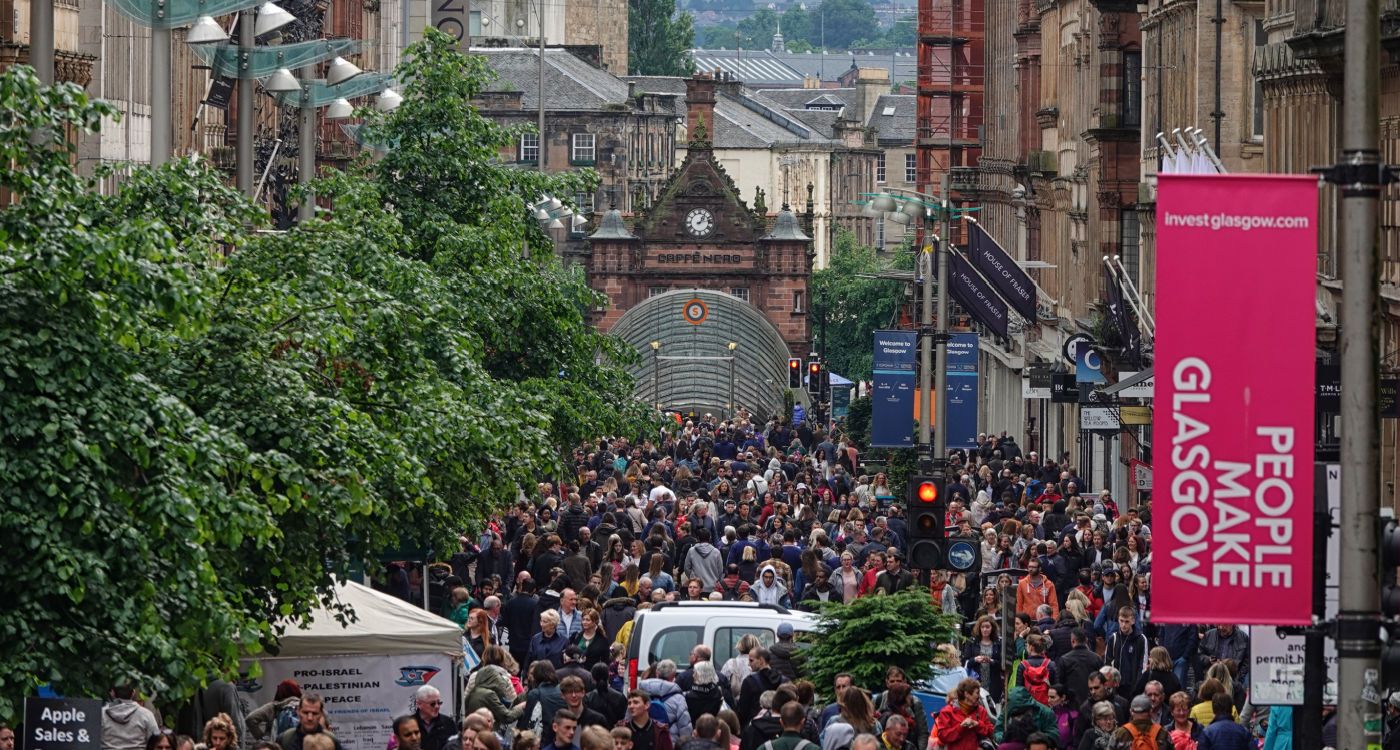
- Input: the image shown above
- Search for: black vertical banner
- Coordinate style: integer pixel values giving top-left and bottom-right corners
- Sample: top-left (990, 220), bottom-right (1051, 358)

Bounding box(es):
top-left (947, 250), bottom-right (1009, 338)
top-left (967, 221), bottom-right (1037, 322)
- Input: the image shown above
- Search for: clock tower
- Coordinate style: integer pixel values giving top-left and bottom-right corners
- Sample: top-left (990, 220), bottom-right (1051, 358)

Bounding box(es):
top-left (586, 87), bottom-right (814, 360)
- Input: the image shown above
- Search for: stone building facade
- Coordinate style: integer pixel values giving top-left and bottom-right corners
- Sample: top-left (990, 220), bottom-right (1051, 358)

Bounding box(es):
top-left (1248, 0), bottom-right (1400, 505)
top-left (475, 46), bottom-right (677, 230)
top-left (585, 137), bottom-right (814, 360)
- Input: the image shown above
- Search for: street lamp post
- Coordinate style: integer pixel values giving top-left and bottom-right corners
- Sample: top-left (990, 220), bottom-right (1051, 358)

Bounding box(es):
top-left (727, 342), bottom-right (738, 419)
top-left (651, 341), bottom-right (662, 410)
top-left (236, 9), bottom-right (255, 193)
top-left (867, 185), bottom-right (953, 471)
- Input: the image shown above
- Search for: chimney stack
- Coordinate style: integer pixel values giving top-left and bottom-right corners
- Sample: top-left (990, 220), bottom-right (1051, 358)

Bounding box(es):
top-left (685, 73), bottom-right (717, 144)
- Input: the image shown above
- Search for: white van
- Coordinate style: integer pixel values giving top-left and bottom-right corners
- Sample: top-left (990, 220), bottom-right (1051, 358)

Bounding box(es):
top-left (623, 601), bottom-right (820, 688)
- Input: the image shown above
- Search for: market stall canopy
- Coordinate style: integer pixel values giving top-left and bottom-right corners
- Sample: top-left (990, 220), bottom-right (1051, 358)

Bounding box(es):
top-left (273, 579), bottom-right (463, 658)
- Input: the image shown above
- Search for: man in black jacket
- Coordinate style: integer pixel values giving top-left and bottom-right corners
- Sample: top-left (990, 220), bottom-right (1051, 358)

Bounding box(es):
top-left (504, 578), bottom-right (541, 671)
top-left (411, 686), bottom-right (457, 750)
top-left (586, 665), bottom-right (627, 727)
top-left (737, 648), bottom-right (786, 725)
top-left (1055, 628), bottom-right (1104, 707)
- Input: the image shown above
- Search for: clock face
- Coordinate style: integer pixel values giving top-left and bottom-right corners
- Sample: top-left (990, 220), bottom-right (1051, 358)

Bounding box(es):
top-left (685, 208), bottom-right (715, 238)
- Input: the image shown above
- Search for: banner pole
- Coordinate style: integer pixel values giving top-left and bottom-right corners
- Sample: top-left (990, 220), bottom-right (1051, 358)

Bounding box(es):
top-left (1110, 255), bottom-right (1156, 336)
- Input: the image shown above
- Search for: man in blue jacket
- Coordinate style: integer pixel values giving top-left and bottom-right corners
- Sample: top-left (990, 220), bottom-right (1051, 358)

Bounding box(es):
top-left (1198, 694), bottom-right (1252, 750)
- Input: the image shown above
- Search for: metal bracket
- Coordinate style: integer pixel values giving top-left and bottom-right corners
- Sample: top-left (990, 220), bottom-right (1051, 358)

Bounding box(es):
top-left (1276, 619), bottom-right (1336, 638)
top-left (1311, 150), bottom-right (1400, 198)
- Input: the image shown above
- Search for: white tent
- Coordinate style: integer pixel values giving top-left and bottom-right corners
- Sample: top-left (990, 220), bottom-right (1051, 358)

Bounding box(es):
top-left (272, 579), bottom-right (463, 657)
top-left (239, 580), bottom-right (463, 750)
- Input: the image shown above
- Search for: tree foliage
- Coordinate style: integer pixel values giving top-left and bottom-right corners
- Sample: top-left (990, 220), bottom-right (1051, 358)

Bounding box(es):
top-left (630, 0), bottom-right (696, 74)
top-left (0, 30), bottom-right (649, 722)
top-left (811, 229), bottom-right (910, 383)
top-left (798, 589), bottom-right (960, 693)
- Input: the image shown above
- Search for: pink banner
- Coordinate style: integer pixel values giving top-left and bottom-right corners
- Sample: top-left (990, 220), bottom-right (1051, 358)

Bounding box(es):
top-left (1152, 174), bottom-right (1317, 626)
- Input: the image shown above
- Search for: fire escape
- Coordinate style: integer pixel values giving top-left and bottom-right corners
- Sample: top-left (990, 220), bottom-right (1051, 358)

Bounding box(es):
top-left (916, 0), bottom-right (983, 234)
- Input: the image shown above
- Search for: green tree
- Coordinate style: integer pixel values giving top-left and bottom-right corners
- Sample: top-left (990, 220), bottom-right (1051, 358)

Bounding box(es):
top-left (0, 30), bottom-right (651, 721)
top-left (780, 4), bottom-right (814, 46)
top-left (798, 589), bottom-right (960, 693)
top-left (811, 229), bottom-right (911, 383)
top-left (699, 22), bottom-right (740, 48)
top-left (804, 0), bottom-right (879, 49)
top-left (630, 0), bottom-right (696, 74)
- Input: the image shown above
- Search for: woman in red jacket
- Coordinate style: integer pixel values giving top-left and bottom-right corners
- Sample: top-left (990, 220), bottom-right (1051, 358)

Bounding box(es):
top-left (931, 678), bottom-right (995, 750)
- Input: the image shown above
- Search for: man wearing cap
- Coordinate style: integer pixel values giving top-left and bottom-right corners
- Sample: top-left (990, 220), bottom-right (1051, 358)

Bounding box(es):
top-left (873, 550), bottom-right (914, 595)
top-left (769, 623), bottom-right (801, 682)
top-left (1117, 695), bottom-right (1172, 750)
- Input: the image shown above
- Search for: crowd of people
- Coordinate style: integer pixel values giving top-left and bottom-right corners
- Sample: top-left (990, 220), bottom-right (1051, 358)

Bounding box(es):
top-left (60, 411), bottom-right (1392, 750)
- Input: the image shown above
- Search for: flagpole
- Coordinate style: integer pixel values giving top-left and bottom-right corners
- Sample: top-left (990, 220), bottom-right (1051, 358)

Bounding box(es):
top-left (1103, 256), bottom-right (1154, 341)
top-left (1189, 127), bottom-right (1227, 173)
top-left (1155, 132), bottom-right (1177, 173)
top-left (1110, 255), bottom-right (1155, 335)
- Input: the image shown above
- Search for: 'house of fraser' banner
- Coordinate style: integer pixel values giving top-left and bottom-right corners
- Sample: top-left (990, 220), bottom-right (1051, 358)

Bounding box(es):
top-left (1152, 173), bottom-right (1317, 625)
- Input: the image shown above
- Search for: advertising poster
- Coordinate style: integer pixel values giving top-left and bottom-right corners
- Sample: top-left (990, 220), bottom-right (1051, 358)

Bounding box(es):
top-left (944, 333), bottom-right (979, 450)
top-left (239, 653), bottom-right (455, 750)
top-left (871, 331), bottom-right (917, 447)
top-left (1152, 174), bottom-right (1317, 625)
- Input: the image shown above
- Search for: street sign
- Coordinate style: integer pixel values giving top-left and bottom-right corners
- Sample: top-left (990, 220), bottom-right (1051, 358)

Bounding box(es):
top-left (1129, 458), bottom-right (1152, 490)
top-left (1062, 333), bottom-right (1094, 365)
top-left (1079, 406), bottom-right (1118, 431)
top-left (24, 697), bottom-right (103, 750)
top-left (1117, 371), bottom-right (1155, 399)
top-left (1120, 405), bottom-right (1152, 425)
top-left (1051, 373), bottom-right (1077, 403)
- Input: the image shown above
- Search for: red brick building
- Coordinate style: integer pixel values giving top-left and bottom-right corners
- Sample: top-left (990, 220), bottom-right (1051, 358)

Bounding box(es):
top-left (585, 134), bottom-right (814, 360)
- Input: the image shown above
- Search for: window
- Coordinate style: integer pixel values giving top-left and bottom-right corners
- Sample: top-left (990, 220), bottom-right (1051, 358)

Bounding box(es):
top-left (571, 133), bottom-right (596, 164)
top-left (875, 215), bottom-right (885, 252)
top-left (730, 287), bottom-right (750, 302)
top-left (1252, 20), bottom-right (1266, 138)
top-left (793, 291), bottom-right (804, 313)
top-left (905, 153), bottom-right (917, 183)
top-left (574, 191), bottom-right (596, 215)
top-left (469, 10), bottom-right (482, 36)
top-left (876, 153), bottom-right (886, 183)
top-left (1120, 208), bottom-right (1141, 285)
top-left (712, 627), bottom-right (776, 667)
top-left (519, 133), bottom-right (538, 163)
top-left (1122, 52), bottom-right (1142, 127)
top-left (649, 286), bottom-right (669, 298)
top-left (648, 626), bottom-right (704, 664)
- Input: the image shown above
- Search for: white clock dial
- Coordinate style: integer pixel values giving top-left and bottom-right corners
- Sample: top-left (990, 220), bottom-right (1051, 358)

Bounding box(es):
top-left (686, 208), bottom-right (715, 237)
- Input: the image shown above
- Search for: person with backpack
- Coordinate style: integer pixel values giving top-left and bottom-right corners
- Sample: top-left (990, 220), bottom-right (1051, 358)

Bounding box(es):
top-left (1115, 696), bottom-right (1171, 750)
top-left (760, 704), bottom-right (817, 750)
top-left (930, 679), bottom-right (994, 750)
top-left (873, 667), bottom-right (926, 746)
top-left (995, 688), bottom-right (1058, 747)
top-left (621, 690), bottom-right (673, 750)
top-left (1019, 634), bottom-right (1059, 706)
top-left (246, 681), bottom-right (301, 742)
top-left (637, 660), bottom-right (693, 743)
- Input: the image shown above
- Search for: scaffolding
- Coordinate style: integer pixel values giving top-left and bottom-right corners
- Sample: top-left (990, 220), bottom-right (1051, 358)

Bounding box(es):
top-left (916, 0), bottom-right (984, 218)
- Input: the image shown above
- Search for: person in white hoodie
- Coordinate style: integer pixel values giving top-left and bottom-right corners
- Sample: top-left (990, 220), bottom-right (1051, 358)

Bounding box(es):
top-left (751, 565), bottom-right (789, 607)
top-left (102, 686), bottom-right (160, 750)
top-left (683, 528), bottom-right (724, 589)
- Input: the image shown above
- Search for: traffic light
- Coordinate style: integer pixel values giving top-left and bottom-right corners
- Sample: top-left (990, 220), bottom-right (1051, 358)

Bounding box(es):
top-left (788, 358), bottom-right (802, 389)
top-left (807, 360), bottom-right (823, 398)
top-left (906, 473), bottom-right (946, 570)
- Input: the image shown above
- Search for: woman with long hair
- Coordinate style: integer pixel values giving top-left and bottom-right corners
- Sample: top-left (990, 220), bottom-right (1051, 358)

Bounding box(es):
top-left (820, 687), bottom-right (880, 750)
top-left (719, 633), bottom-right (761, 698)
top-left (619, 563), bottom-right (641, 597)
top-left (515, 533), bottom-right (537, 579)
top-left (832, 551), bottom-right (861, 603)
top-left (573, 608), bottom-right (610, 669)
top-left (466, 646), bottom-right (524, 728)
top-left (647, 553), bottom-right (674, 593)
top-left (871, 473), bottom-right (894, 509)
top-left (1131, 646), bottom-right (1182, 699)
top-left (962, 616), bottom-right (1003, 703)
top-left (466, 608), bottom-right (491, 656)
top-left (605, 536), bottom-right (626, 568)
top-left (1064, 588), bottom-right (1093, 627)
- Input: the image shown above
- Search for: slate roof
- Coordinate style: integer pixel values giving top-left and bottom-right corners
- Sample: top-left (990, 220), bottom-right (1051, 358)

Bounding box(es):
top-left (623, 76), bottom-right (857, 148)
top-left (474, 47), bottom-right (631, 110)
top-left (868, 94), bottom-right (915, 144)
top-left (621, 76), bottom-right (689, 117)
top-left (753, 87), bottom-right (857, 112)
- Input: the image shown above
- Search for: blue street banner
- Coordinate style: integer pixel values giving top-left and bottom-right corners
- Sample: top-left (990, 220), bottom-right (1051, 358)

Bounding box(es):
top-left (967, 222), bottom-right (1037, 322)
top-left (871, 330), bottom-right (917, 447)
top-left (947, 251), bottom-right (1010, 338)
top-left (945, 333), bottom-right (979, 450)
top-left (1075, 343), bottom-right (1107, 384)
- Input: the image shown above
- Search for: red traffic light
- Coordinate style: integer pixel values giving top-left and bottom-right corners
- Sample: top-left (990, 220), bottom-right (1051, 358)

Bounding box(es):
top-left (917, 481), bottom-right (938, 503)
top-left (808, 362), bottom-right (821, 375)
top-left (789, 359), bottom-right (800, 370)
